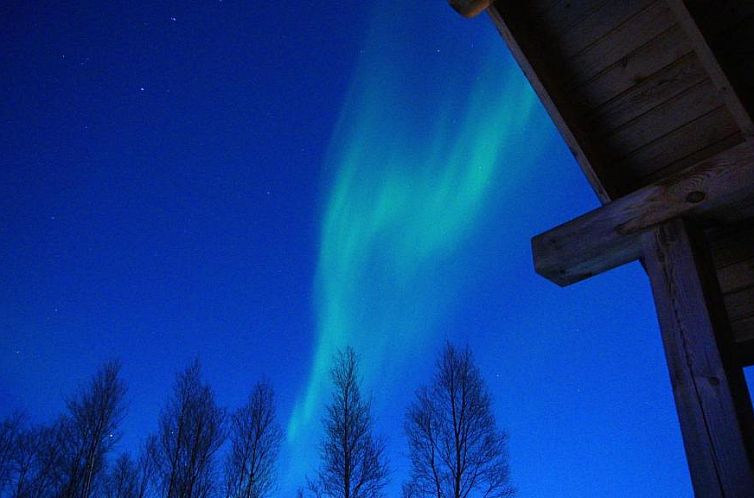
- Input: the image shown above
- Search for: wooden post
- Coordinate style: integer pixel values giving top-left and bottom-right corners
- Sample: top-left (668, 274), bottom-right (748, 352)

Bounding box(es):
top-left (642, 218), bottom-right (754, 497)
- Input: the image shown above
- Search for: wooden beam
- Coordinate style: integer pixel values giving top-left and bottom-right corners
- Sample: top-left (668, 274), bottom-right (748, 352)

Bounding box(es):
top-left (448, 0), bottom-right (490, 18)
top-left (532, 142), bottom-right (754, 287)
top-left (486, 2), bottom-right (615, 203)
top-left (642, 219), bottom-right (754, 496)
top-left (666, 0), bottom-right (754, 143)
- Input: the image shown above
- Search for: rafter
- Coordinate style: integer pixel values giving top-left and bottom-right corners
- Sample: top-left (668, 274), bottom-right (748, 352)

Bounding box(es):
top-left (666, 0), bottom-right (754, 144)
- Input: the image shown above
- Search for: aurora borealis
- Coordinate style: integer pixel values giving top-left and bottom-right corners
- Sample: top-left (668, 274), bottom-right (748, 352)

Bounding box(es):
top-left (1, 0), bottom-right (714, 496)
top-left (286, 5), bottom-right (536, 447)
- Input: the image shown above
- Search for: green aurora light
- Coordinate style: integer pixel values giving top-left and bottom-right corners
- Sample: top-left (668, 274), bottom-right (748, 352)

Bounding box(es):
top-left (284, 5), bottom-right (538, 485)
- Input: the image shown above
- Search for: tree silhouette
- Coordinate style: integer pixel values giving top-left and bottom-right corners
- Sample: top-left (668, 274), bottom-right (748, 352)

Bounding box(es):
top-left (60, 360), bottom-right (127, 498)
top-left (0, 413), bottom-right (24, 495)
top-left (152, 360), bottom-right (226, 498)
top-left (103, 454), bottom-right (139, 498)
top-left (224, 381), bottom-right (282, 498)
top-left (313, 347), bottom-right (388, 498)
top-left (403, 343), bottom-right (513, 498)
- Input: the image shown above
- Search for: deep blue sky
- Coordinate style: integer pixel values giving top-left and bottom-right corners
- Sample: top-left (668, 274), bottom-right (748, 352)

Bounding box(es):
top-left (1, 1), bottom-right (730, 496)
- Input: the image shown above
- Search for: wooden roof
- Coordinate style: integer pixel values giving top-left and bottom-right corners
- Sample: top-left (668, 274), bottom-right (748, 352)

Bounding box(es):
top-left (450, 2), bottom-right (754, 492)
top-left (453, 0), bottom-right (754, 365)
top-left (477, 0), bottom-right (752, 201)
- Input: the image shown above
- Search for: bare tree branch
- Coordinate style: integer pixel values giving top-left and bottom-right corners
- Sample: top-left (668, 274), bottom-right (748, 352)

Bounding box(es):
top-left (224, 381), bottom-right (282, 498)
top-left (404, 344), bottom-right (514, 498)
top-left (152, 359), bottom-right (226, 498)
top-left (313, 347), bottom-right (389, 498)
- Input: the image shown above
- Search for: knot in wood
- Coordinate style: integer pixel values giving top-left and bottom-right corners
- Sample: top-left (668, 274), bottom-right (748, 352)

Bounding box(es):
top-left (685, 191), bottom-right (705, 203)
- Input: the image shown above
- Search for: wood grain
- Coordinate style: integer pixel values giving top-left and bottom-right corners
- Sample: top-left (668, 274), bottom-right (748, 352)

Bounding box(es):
top-left (708, 220), bottom-right (754, 269)
top-left (532, 142), bottom-right (754, 286)
top-left (602, 78), bottom-right (721, 158)
top-left (488, 1), bottom-right (617, 201)
top-left (581, 53), bottom-right (707, 133)
top-left (642, 219), bottom-right (754, 496)
top-left (568, 24), bottom-right (692, 111)
top-left (640, 132), bottom-right (743, 186)
top-left (666, 0), bottom-right (754, 141)
top-left (566, 2), bottom-right (675, 86)
top-left (619, 105), bottom-right (741, 179)
top-left (552, 0), bottom-right (655, 59)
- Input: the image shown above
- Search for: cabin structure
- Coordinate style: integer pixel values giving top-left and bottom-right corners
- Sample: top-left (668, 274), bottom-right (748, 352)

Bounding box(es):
top-left (449, 0), bottom-right (754, 495)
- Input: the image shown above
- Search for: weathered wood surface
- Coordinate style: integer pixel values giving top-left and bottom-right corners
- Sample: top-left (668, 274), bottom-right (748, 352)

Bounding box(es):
top-left (708, 220), bottom-right (754, 269)
top-left (529, 0), bottom-right (613, 37)
top-left (565, 1), bottom-right (675, 87)
top-left (448, 0), bottom-right (490, 18)
top-left (622, 105), bottom-right (742, 182)
top-left (569, 24), bottom-right (693, 113)
top-left (640, 130), bottom-right (743, 186)
top-left (642, 219), bottom-right (754, 496)
top-left (487, 2), bottom-right (616, 202)
top-left (677, 0), bottom-right (754, 117)
top-left (601, 78), bottom-right (721, 158)
top-left (708, 14), bottom-right (754, 120)
top-left (551, 0), bottom-right (656, 60)
top-left (532, 142), bottom-right (754, 286)
top-left (580, 52), bottom-right (706, 134)
top-left (732, 317), bottom-right (754, 366)
top-left (707, 218), bottom-right (754, 366)
top-left (667, 0), bottom-right (754, 142)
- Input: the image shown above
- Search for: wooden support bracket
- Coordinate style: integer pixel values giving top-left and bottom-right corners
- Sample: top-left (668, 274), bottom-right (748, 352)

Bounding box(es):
top-left (532, 143), bottom-right (754, 287)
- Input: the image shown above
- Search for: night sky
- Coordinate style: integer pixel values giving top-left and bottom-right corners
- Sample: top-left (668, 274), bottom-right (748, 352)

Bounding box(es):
top-left (4, 1), bottom-right (741, 496)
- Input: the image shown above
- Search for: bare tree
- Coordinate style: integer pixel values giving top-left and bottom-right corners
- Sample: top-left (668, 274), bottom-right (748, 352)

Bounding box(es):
top-left (104, 454), bottom-right (139, 498)
top-left (403, 344), bottom-right (513, 498)
top-left (224, 382), bottom-right (282, 498)
top-left (313, 347), bottom-right (388, 498)
top-left (9, 419), bottom-right (69, 498)
top-left (0, 413), bottom-right (24, 494)
top-left (58, 360), bottom-right (127, 498)
top-left (152, 359), bottom-right (226, 498)
top-left (135, 437), bottom-right (158, 498)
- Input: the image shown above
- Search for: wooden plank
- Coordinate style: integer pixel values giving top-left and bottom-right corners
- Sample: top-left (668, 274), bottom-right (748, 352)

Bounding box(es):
top-left (666, 0), bottom-right (754, 142)
top-left (732, 316), bottom-right (754, 366)
top-left (620, 105), bottom-right (740, 179)
top-left (708, 220), bottom-right (754, 269)
top-left (566, 2), bottom-right (676, 86)
top-left (552, 0), bottom-right (655, 59)
top-left (717, 258), bottom-right (754, 294)
top-left (723, 286), bottom-right (754, 323)
top-left (641, 132), bottom-right (743, 186)
top-left (532, 142), bottom-right (754, 286)
top-left (709, 220), bottom-right (754, 365)
top-left (642, 219), bottom-right (754, 496)
top-left (487, 2), bottom-right (616, 201)
top-left (733, 317), bottom-right (754, 343)
top-left (705, 14), bottom-right (754, 124)
top-left (602, 78), bottom-right (721, 157)
top-left (582, 53), bottom-right (707, 133)
top-left (528, 0), bottom-right (613, 39)
top-left (568, 24), bottom-right (693, 111)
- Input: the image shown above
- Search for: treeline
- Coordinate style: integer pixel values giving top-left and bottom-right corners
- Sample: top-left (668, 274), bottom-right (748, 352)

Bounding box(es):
top-left (0, 344), bottom-right (514, 498)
